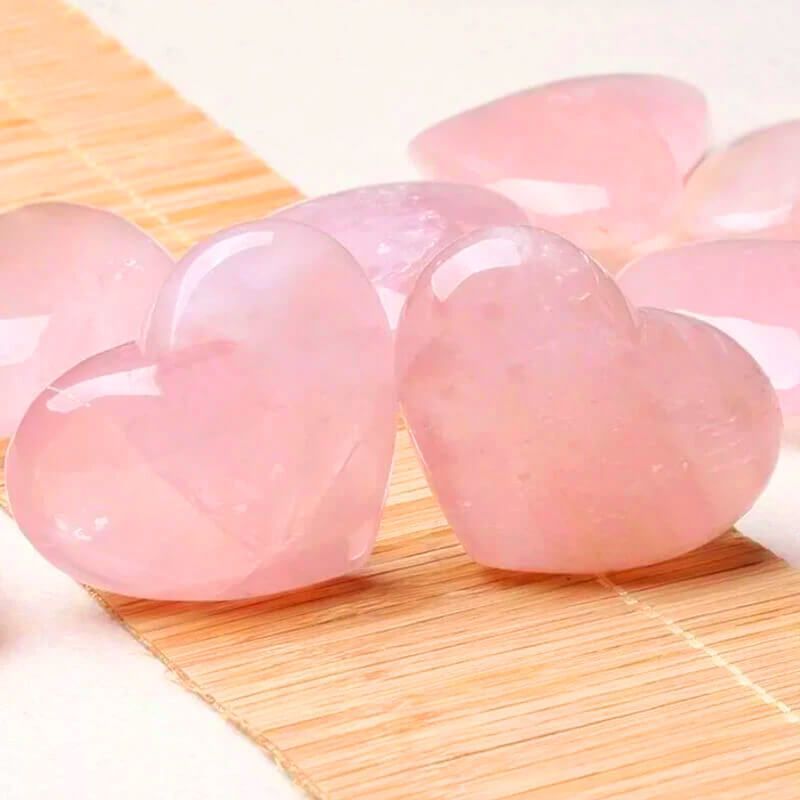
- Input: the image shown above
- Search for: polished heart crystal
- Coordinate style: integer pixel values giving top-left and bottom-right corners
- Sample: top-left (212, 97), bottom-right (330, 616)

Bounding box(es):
top-left (676, 120), bottom-right (800, 242)
top-left (409, 75), bottom-right (709, 267)
top-left (396, 226), bottom-right (781, 573)
top-left (618, 239), bottom-right (800, 417)
top-left (0, 203), bottom-right (172, 437)
top-left (274, 182), bottom-right (527, 327)
top-left (6, 221), bottom-right (396, 600)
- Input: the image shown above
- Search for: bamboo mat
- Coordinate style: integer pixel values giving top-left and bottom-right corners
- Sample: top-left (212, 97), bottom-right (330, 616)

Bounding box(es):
top-left (1, 2), bottom-right (799, 798)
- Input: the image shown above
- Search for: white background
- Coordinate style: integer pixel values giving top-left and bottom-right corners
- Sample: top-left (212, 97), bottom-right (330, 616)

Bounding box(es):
top-left (2, 1), bottom-right (799, 798)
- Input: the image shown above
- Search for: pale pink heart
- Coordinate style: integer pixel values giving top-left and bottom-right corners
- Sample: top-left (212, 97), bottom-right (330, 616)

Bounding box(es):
top-left (409, 75), bottom-right (708, 266)
top-left (273, 182), bottom-right (527, 327)
top-left (676, 120), bottom-right (800, 242)
top-left (396, 226), bottom-right (781, 573)
top-left (618, 239), bottom-right (800, 417)
top-left (0, 203), bottom-right (172, 437)
top-left (6, 220), bottom-right (396, 600)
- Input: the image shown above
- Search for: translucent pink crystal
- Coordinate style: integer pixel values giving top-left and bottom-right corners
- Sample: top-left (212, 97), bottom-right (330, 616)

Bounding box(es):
top-left (0, 203), bottom-right (172, 437)
top-left (676, 120), bottom-right (800, 242)
top-left (274, 182), bottom-right (527, 327)
top-left (7, 221), bottom-right (396, 600)
top-left (409, 75), bottom-right (708, 266)
top-left (396, 226), bottom-right (781, 573)
top-left (540, 74), bottom-right (708, 176)
top-left (619, 239), bottom-right (800, 417)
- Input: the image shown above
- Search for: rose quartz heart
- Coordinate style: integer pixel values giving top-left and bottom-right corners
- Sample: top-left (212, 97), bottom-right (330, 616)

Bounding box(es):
top-left (409, 75), bottom-right (708, 266)
top-left (6, 221), bottom-right (396, 600)
top-left (274, 182), bottom-right (527, 327)
top-left (676, 120), bottom-right (800, 242)
top-left (618, 239), bottom-right (800, 418)
top-left (0, 203), bottom-right (172, 437)
top-left (396, 226), bottom-right (781, 573)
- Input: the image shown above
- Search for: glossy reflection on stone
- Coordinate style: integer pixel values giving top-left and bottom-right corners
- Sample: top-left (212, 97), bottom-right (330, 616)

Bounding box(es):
top-left (396, 226), bottom-right (781, 573)
top-left (618, 239), bottom-right (800, 417)
top-left (0, 203), bottom-right (172, 437)
top-left (409, 75), bottom-right (708, 266)
top-left (274, 182), bottom-right (527, 327)
top-left (7, 221), bottom-right (396, 600)
top-left (676, 120), bottom-right (800, 242)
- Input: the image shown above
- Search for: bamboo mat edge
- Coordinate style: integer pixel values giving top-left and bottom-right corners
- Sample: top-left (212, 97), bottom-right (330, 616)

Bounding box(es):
top-left (84, 585), bottom-right (326, 798)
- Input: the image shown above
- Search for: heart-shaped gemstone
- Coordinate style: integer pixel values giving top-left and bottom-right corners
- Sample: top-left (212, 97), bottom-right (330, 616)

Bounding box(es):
top-left (0, 203), bottom-right (172, 437)
top-left (274, 182), bottom-right (527, 327)
top-left (409, 75), bottom-right (708, 267)
top-left (676, 120), bottom-right (800, 242)
top-left (618, 239), bottom-right (800, 417)
top-left (6, 221), bottom-right (396, 600)
top-left (396, 226), bottom-right (781, 573)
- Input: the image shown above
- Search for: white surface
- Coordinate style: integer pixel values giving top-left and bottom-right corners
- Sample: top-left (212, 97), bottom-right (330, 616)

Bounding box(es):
top-left (738, 424), bottom-right (800, 566)
top-left (3, 1), bottom-right (799, 798)
top-left (71, 0), bottom-right (800, 197)
top-left (0, 512), bottom-right (302, 800)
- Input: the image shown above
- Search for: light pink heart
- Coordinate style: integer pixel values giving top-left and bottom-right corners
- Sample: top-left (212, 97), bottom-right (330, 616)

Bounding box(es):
top-left (676, 120), bottom-right (800, 243)
top-left (274, 182), bottom-right (527, 327)
top-left (0, 203), bottom-right (172, 437)
top-left (409, 75), bottom-right (709, 267)
top-left (7, 220), bottom-right (396, 600)
top-left (396, 226), bottom-right (781, 573)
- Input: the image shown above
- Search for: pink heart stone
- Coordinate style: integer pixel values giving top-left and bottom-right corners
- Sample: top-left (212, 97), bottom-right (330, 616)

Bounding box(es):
top-left (396, 226), bottom-right (781, 573)
top-left (274, 182), bottom-right (527, 327)
top-left (6, 221), bottom-right (396, 600)
top-left (618, 239), bottom-right (800, 417)
top-left (0, 203), bottom-right (172, 437)
top-left (409, 75), bottom-right (708, 266)
top-left (676, 120), bottom-right (800, 242)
